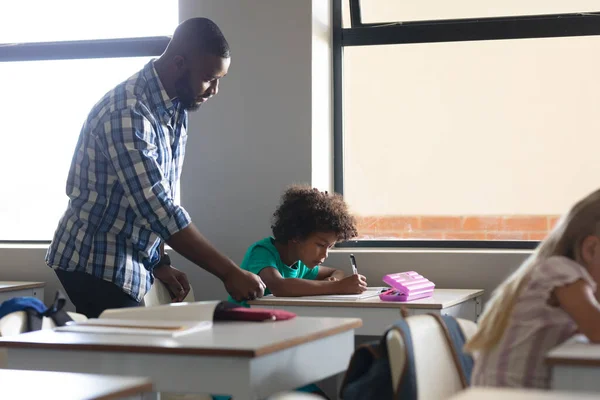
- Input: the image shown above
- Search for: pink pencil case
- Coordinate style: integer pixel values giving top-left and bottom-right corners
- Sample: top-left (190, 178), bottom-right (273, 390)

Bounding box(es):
top-left (379, 271), bottom-right (435, 302)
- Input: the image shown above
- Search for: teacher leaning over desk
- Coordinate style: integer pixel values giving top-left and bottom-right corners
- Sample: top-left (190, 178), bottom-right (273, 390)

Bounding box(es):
top-left (45, 17), bottom-right (265, 318)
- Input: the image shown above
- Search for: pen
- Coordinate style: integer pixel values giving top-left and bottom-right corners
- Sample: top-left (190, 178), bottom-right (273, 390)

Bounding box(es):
top-left (350, 254), bottom-right (358, 275)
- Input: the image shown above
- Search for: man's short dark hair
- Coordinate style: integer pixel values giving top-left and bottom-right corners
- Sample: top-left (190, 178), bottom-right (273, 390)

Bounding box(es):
top-left (173, 17), bottom-right (230, 58)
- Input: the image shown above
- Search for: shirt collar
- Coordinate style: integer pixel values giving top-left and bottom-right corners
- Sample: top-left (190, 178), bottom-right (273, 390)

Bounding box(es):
top-left (142, 60), bottom-right (181, 122)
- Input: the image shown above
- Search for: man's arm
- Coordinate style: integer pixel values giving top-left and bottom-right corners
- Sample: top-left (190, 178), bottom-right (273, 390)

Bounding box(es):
top-left (103, 109), bottom-right (264, 301)
top-left (104, 109), bottom-right (192, 240)
top-left (166, 224), bottom-right (239, 282)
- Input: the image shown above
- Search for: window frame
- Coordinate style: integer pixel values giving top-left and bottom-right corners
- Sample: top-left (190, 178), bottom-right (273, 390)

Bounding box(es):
top-left (333, 0), bottom-right (600, 249)
top-left (0, 36), bottom-right (169, 244)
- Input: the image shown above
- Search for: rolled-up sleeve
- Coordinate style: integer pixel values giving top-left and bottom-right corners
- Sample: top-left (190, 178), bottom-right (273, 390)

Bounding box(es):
top-left (103, 108), bottom-right (192, 240)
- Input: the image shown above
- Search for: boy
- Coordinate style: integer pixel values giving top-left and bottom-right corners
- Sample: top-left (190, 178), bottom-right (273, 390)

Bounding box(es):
top-left (231, 185), bottom-right (367, 304)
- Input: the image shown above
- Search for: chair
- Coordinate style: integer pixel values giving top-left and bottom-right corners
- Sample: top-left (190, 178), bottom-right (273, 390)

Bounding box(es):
top-left (0, 311), bottom-right (87, 337)
top-left (143, 278), bottom-right (196, 307)
top-left (387, 315), bottom-right (477, 400)
top-left (0, 309), bottom-right (88, 367)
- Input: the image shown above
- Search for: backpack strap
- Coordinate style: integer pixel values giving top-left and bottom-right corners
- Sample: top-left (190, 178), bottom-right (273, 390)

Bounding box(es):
top-left (25, 308), bottom-right (43, 332)
top-left (429, 313), bottom-right (470, 388)
top-left (43, 291), bottom-right (73, 327)
top-left (388, 319), bottom-right (417, 400)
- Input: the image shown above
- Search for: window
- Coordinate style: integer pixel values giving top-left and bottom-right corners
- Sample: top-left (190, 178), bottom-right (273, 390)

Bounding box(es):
top-left (334, 0), bottom-right (600, 248)
top-left (0, 1), bottom-right (177, 241)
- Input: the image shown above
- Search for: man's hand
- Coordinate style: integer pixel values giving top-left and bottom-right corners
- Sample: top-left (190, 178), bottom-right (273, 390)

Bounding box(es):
top-left (224, 268), bottom-right (266, 302)
top-left (153, 264), bottom-right (191, 302)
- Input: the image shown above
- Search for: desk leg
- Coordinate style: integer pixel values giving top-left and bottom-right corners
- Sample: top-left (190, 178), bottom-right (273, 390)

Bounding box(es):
top-left (475, 296), bottom-right (482, 321)
top-left (335, 372), bottom-right (345, 400)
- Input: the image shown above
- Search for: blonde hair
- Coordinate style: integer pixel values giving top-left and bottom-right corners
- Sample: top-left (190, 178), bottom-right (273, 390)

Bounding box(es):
top-left (465, 188), bottom-right (600, 353)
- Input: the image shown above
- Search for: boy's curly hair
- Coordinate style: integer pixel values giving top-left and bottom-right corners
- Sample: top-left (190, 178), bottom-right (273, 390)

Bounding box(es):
top-left (271, 185), bottom-right (358, 243)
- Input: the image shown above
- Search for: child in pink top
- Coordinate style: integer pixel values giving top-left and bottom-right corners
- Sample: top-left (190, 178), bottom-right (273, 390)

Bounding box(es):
top-left (466, 188), bottom-right (600, 389)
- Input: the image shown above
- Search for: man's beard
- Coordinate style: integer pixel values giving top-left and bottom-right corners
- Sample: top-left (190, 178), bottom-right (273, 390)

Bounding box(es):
top-left (174, 72), bottom-right (202, 111)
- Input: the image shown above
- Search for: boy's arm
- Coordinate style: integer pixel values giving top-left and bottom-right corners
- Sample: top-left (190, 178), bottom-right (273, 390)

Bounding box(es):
top-left (259, 267), bottom-right (365, 297)
top-left (316, 266), bottom-right (345, 281)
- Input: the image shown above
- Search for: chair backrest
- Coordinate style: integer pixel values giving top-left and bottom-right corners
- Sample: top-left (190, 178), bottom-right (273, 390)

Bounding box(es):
top-left (386, 315), bottom-right (477, 400)
top-left (143, 279), bottom-right (196, 307)
top-left (0, 311), bottom-right (87, 337)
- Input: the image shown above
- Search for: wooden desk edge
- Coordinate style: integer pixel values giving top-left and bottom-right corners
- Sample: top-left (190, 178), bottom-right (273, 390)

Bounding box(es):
top-left (0, 319), bottom-right (362, 358)
top-left (97, 380), bottom-right (154, 400)
top-left (434, 289), bottom-right (484, 309)
top-left (546, 355), bottom-right (600, 367)
top-left (249, 289), bottom-right (485, 309)
top-left (0, 282), bottom-right (46, 292)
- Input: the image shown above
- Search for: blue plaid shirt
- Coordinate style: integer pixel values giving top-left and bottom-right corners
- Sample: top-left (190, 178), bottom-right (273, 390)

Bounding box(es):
top-left (46, 61), bottom-right (192, 301)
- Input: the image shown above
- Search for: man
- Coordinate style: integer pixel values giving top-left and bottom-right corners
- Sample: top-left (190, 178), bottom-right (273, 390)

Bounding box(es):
top-left (46, 17), bottom-right (265, 318)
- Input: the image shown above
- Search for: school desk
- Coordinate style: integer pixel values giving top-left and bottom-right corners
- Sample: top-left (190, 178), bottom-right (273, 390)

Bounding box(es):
top-left (249, 288), bottom-right (483, 336)
top-left (0, 281), bottom-right (45, 303)
top-left (547, 334), bottom-right (600, 393)
top-left (449, 387), bottom-right (598, 400)
top-left (0, 369), bottom-right (154, 399)
top-left (0, 316), bottom-right (361, 400)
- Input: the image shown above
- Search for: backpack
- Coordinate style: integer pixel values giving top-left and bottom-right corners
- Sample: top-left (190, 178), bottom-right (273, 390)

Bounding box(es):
top-left (339, 313), bottom-right (473, 400)
top-left (0, 290), bottom-right (73, 332)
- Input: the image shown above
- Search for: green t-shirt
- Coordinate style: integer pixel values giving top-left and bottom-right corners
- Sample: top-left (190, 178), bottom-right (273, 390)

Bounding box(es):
top-left (228, 237), bottom-right (319, 305)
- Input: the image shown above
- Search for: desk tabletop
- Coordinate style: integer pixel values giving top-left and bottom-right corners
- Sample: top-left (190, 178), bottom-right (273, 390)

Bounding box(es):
top-left (0, 316), bottom-right (361, 358)
top-left (249, 288), bottom-right (484, 309)
top-left (546, 335), bottom-right (600, 366)
top-left (0, 369), bottom-right (152, 400)
top-left (449, 387), bottom-right (598, 400)
top-left (0, 281), bottom-right (45, 292)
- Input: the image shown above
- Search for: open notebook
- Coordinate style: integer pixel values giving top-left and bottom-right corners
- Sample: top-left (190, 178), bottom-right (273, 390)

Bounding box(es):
top-left (266, 287), bottom-right (390, 301)
top-left (54, 300), bottom-right (296, 337)
top-left (54, 318), bottom-right (212, 338)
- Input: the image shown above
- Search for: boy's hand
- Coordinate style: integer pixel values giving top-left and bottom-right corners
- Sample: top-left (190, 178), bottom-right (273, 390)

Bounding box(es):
top-left (335, 274), bottom-right (368, 294)
top-left (326, 276), bottom-right (338, 282)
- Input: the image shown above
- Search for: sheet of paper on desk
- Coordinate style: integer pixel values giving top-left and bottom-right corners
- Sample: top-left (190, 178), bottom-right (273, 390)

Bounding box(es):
top-left (54, 318), bottom-right (212, 338)
top-left (269, 287), bottom-right (390, 301)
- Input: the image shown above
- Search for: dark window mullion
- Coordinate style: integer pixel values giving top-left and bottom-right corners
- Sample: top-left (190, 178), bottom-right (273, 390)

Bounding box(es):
top-left (349, 0), bottom-right (363, 28)
top-left (342, 12), bottom-right (600, 46)
top-left (0, 36), bottom-right (170, 62)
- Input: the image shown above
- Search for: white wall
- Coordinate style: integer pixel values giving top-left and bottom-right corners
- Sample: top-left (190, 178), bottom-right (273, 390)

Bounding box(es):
top-left (0, 0), bottom-right (529, 310)
top-left (174, 0), bottom-right (316, 300)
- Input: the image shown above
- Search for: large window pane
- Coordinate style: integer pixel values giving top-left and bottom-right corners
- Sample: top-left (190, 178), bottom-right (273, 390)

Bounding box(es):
top-left (343, 36), bottom-right (600, 240)
top-left (360, 0), bottom-right (600, 24)
top-left (0, 57), bottom-right (153, 240)
top-left (0, 0), bottom-right (177, 43)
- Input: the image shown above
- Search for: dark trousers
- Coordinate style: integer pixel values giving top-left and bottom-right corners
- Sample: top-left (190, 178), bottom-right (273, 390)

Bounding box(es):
top-left (55, 270), bottom-right (140, 318)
